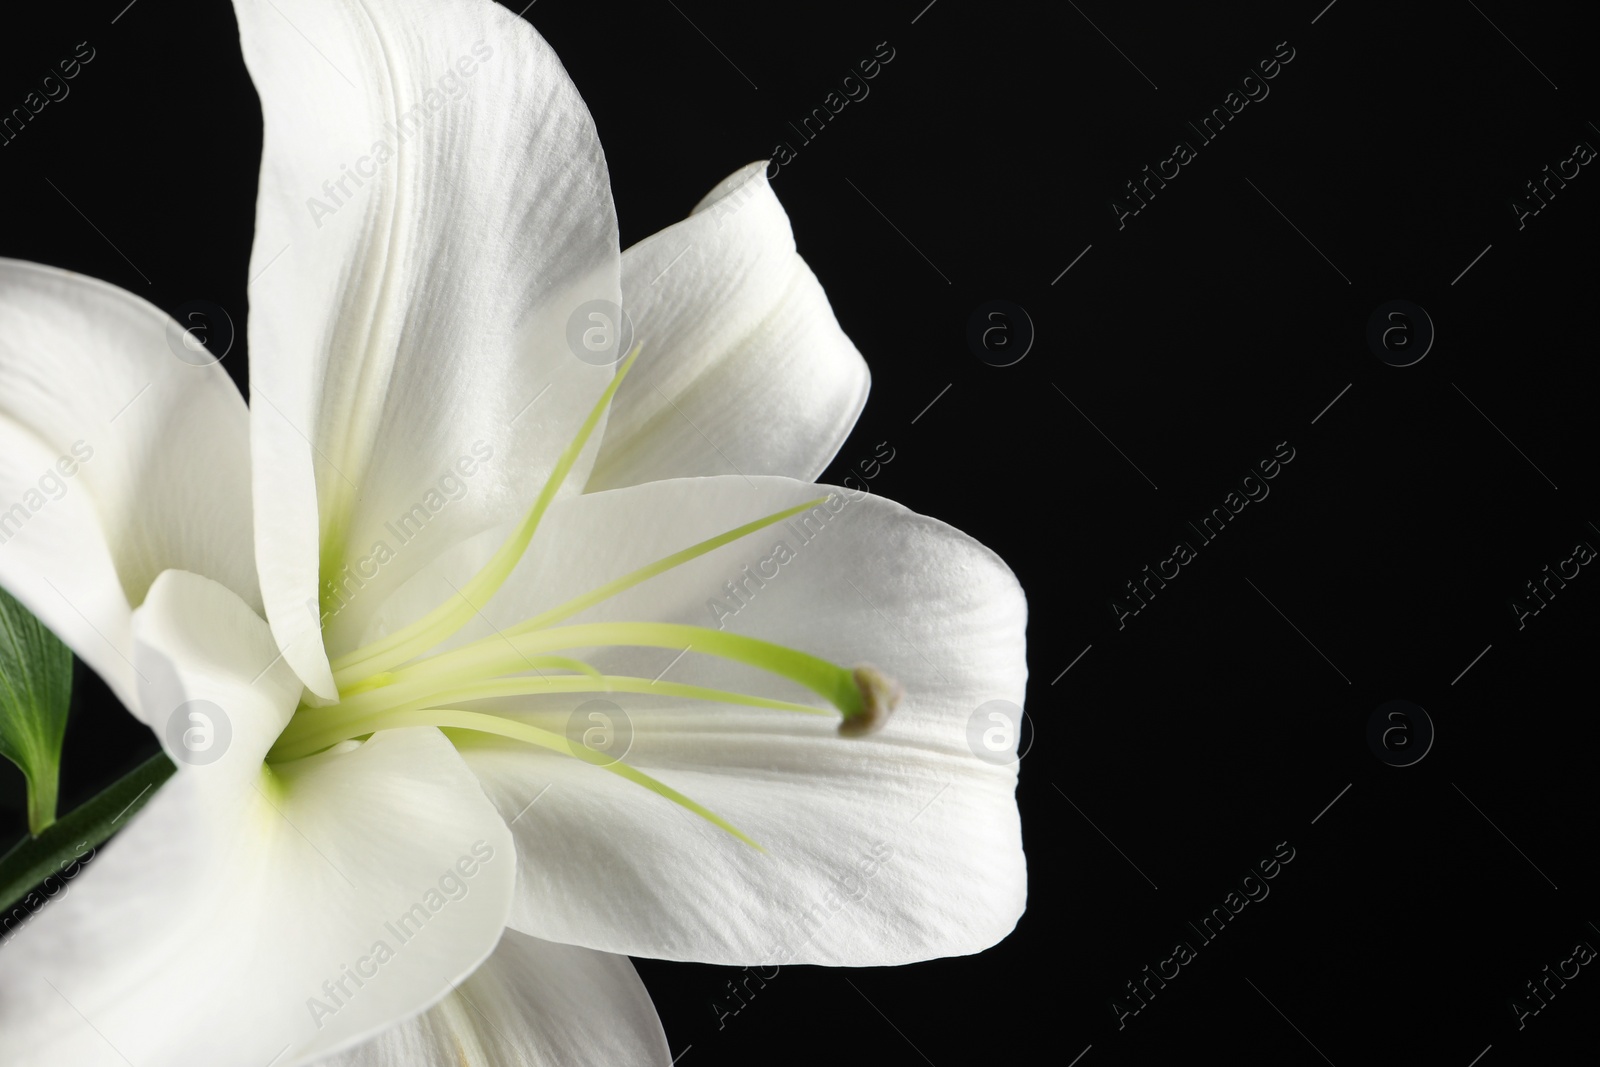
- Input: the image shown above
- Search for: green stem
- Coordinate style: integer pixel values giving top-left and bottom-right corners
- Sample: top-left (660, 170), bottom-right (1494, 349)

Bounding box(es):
top-left (0, 751), bottom-right (175, 915)
top-left (25, 769), bottom-right (57, 837)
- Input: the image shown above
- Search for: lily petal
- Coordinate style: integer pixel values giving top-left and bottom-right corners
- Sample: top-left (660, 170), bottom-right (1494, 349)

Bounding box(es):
top-left (0, 570), bottom-right (514, 1066)
top-left (321, 930), bottom-right (669, 1067)
top-left (231, 0), bottom-right (622, 696)
top-left (585, 163), bottom-right (870, 491)
top-left (370, 477), bottom-right (1027, 966)
top-left (0, 259), bottom-right (256, 717)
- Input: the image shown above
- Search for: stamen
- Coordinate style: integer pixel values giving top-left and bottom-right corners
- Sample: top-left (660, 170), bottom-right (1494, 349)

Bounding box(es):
top-left (309, 367), bottom-right (889, 730)
top-left (348, 623), bottom-right (866, 723)
top-left (497, 496), bottom-right (828, 640)
top-left (839, 664), bottom-right (902, 737)
top-left (323, 707), bottom-right (762, 849)
top-left (332, 492), bottom-right (827, 693)
top-left (269, 675), bottom-right (828, 762)
top-left (330, 346), bottom-right (643, 684)
top-left (340, 656), bottom-right (595, 698)
top-left (280, 332), bottom-right (909, 852)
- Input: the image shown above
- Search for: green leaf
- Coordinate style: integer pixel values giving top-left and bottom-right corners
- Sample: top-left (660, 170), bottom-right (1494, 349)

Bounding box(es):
top-left (0, 751), bottom-right (176, 914)
top-left (0, 585), bottom-right (73, 835)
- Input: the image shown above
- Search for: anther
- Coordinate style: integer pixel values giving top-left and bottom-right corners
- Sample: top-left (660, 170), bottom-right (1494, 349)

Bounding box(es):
top-left (840, 664), bottom-right (902, 737)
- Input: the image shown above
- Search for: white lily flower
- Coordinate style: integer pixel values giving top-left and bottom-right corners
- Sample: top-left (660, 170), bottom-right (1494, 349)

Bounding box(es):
top-left (0, 0), bottom-right (1027, 1064)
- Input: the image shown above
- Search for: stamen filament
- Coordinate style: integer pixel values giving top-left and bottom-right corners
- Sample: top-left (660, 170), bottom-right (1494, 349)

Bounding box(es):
top-left (288, 706), bottom-right (761, 849)
top-left (282, 330), bottom-right (906, 854)
top-left (363, 622), bottom-right (864, 723)
top-left (332, 493), bottom-right (826, 693)
top-left (520, 656), bottom-right (605, 684)
top-left (340, 655), bottom-right (600, 697)
top-left (330, 346), bottom-right (641, 684)
top-left (498, 496), bottom-right (827, 641)
top-left (269, 675), bottom-right (828, 761)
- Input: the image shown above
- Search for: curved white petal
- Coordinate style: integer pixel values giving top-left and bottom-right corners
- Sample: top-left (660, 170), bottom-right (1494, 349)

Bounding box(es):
top-left (585, 163), bottom-right (869, 492)
top-left (367, 477), bottom-right (1027, 966)
top-left (232, 0), bottom-right (623, 696)
top-left (319, 930), bottom-right (668, 1067)
top-left (0, 570), bottom-right (514, 1067)
top-left (0, 259), bottom-right (256, 717)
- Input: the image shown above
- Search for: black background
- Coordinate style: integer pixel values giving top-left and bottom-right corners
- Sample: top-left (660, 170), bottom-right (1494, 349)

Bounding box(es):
top-left (3, 1), bottom-right (1599, 1064)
